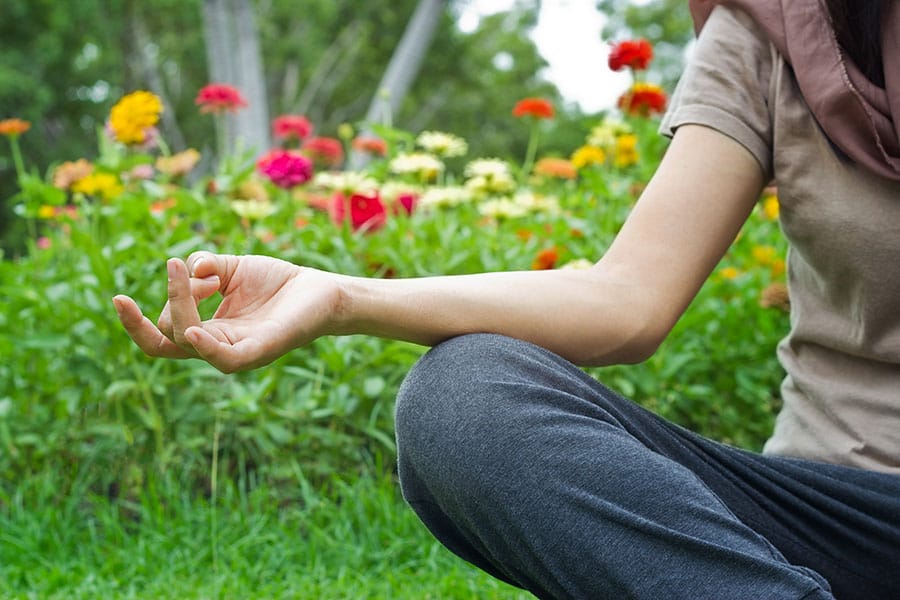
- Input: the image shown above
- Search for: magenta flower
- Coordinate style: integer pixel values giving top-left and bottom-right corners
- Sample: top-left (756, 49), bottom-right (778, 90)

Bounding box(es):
top-left (256, 148), bottom-right (313, 188)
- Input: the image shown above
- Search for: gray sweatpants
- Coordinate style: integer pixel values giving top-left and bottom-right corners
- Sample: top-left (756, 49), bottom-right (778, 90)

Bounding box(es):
top-left (395, 334), bottom-right (900, 599)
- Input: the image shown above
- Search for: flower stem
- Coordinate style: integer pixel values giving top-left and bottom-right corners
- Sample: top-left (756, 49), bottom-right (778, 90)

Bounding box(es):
top-left (520, 123), bottom-right (540, 186)
top-left (7, 136), bottom-right (26, 180)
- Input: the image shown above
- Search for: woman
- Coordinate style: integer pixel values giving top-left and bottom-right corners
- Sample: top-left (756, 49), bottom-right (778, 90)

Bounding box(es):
top-left (113, 0), bottom-right (900, 597)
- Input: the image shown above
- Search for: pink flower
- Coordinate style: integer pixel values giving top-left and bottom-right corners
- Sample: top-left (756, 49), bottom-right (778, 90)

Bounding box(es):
top-left (256, 149), bottom-right (313, 188)
top-left (330, 192), bottom-right (387, 232)
top-left (272, 115), bottom-right (313, 141)
top-left (195, 83), bottom-right (248, 114)
top-left (36, 237), bottom-right (52, 250)
top-left (394, 192), bottom-right (417, 215)
top-left (303, 136), bottom-right (344, 168)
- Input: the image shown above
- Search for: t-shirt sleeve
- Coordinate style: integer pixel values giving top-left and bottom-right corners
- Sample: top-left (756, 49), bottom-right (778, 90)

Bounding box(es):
top-left (659, 6), bottom-right (775, 179)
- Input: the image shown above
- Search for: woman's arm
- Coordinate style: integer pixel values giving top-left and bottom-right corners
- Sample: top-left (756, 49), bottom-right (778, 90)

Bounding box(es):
top-left (114, 125), bottom-right (765, 372)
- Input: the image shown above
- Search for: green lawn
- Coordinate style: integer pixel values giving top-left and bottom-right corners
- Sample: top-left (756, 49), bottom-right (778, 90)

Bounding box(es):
top-left (0, 472), bottom-right (531, 599)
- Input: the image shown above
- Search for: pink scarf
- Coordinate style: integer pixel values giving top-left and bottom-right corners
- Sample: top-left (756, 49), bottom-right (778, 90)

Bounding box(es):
top-left (690, 0), bottom-right (900, 181)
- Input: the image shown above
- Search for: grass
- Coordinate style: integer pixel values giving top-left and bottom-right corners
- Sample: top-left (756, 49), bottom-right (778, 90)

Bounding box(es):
top-left (0, 470), bottom-right (532, 599)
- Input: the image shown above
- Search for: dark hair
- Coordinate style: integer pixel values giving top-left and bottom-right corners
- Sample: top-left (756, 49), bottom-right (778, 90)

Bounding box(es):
top-left (825, 0), bottom-right (886, 87)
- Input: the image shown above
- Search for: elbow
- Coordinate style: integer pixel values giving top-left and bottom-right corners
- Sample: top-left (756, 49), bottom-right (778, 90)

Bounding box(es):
top-left (577, 301), bottom-right (672, 368)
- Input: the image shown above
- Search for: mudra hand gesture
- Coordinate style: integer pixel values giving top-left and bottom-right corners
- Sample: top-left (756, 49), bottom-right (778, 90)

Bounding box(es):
top-left (112, 252), bottom-right (345, 373)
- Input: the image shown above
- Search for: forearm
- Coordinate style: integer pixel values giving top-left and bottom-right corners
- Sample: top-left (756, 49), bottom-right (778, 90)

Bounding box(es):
top-left (332, 266), bottom-right (665, 367)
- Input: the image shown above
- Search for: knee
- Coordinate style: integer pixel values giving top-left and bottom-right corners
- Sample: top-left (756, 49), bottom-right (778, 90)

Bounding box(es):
top-left (395, 334), bottom-right (535, 492)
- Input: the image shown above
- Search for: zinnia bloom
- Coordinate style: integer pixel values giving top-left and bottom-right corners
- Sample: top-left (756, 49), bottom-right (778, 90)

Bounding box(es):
top-left (330, 192), bottom-right (387, 232)
top-left (571, 145), bottom-right (607, 169)
top-left (531, 247), bottom-right (560, 270)
top-left (302, 136), bottom-right (344, 168)
top-left (618, 83), bottom-right (667, 116)
top-left (52, 159), bottom-right (94, 189)
top-left (256, 148), bottom-right (313, 188)
top-left (71, 172), bottom-right (123, 201)
top-left (512, 97), bottom-right (555, 119)
top-left (608, 39), bottom-right (654, 72)
top-left (156, 148), bottom-right (201, 177)
top-left (0, 118), bottom-right (31, 137)
top-left (761, 194), bottom-right (780, 220)
top-left (109, 91), bottom-right (164, 145)
top-left (390, 152), bottom-right (445, 181)
top-left (416, 131), bottom-right (468, 157)
top-left (613, 134), bottom-right (640, 168)
top-left (534, 157), bottom-right (577, 179)
top-left (272, 115), bottom-right (313, 141)
top-left (195, 83), bottom-right (248, 114)
top-left (352, 136), bottom-right (388, 156)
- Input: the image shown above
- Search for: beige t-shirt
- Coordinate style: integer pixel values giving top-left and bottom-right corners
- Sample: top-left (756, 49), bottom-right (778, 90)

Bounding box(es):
top-left (660, 6), bottom-right (900, 473)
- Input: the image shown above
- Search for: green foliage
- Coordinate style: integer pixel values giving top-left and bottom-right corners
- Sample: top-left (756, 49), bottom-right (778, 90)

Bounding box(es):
top-left (0, 93), bottom-right (790, 503)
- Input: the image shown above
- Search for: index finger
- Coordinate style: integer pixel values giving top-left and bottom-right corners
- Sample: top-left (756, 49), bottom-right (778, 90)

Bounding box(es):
top-left (167, 258), bottom-right (203, 348)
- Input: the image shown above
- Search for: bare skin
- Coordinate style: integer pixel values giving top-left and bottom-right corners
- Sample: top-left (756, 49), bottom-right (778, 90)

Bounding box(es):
top-left (113, 125), bottom-right (765, 373)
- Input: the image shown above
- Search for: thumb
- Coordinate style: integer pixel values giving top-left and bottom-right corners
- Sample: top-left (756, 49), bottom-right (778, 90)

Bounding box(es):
top-left (186, 252), bottom-right (238, 283)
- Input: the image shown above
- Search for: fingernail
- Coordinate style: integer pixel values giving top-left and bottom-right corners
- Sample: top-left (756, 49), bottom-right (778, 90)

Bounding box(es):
top-left (167, 259), bottom-right (176, 281)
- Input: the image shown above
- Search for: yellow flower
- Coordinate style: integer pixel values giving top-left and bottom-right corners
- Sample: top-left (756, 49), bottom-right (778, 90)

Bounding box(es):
top-left (719, 266), bottom-right (741, 280)
top-left (761, 194), bottom-right (780, 220)
top-left (613, 134), bottom-right (639, 168)
top-left (751, 245), bottom-right (777, 266)
top-left (156, 148), bottom-right (201, 177)
top-left (571, 145), bottom-right (606, 169)
top-left (109, 91), bottom-right (163, 145)
top-left (72, 172), bottom-right (123, 200)
top-left (38, 205), bottom-right (57, 219)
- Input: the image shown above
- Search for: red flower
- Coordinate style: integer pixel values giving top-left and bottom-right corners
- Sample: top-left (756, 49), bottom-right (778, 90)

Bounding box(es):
top-left (272, 114), bottom-right (313, 141)
top-left (195, 84), bottom-right (248, 114)
top-left (330, 192), bottom-right (387, 232)
top-left (302, 136), bottom-right (344, 168)
top-left (608, 39), bottom-right (654, 72)
top-left (256, 148), bottom-right (313, 188)
top-left (531, 247), bottom-right (559, 270)
top-left (512, 97), bottom-right (555, 119)
top-left (394, 192), bottom-right (417, 215)
top-left (617, 83), bottom-right (667, 116)
top-left (352, 136), bottom-right (388, 156)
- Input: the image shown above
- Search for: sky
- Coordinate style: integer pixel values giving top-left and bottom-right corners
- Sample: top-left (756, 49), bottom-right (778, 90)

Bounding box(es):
top-left (457, 0), bottom-right (634, 113)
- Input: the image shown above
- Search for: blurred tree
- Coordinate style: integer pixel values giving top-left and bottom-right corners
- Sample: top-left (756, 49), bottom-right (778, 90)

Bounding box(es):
top-left (595, 0), bottom-right (694, 89)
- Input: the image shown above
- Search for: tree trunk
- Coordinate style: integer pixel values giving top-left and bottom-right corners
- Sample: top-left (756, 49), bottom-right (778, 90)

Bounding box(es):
top-left (350, 0), bottom-right (445, 169)
top-left (201, 0), bottom-right (270, 157)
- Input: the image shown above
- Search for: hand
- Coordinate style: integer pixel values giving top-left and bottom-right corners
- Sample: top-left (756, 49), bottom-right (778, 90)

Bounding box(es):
top-left (113, 252), bottom-right (346, 372)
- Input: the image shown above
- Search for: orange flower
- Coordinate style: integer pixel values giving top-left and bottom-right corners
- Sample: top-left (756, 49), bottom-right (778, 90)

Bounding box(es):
top-left (618, 83), bottom-right (667, 116)
top-left (512, 97), bottom-right (555, 119)
top-left (534, 157), bottom-right (577, 179)
top-left (608, 39), bottom-right (654, 72)
top-left (52, 159), bottom-right (94, 190)
top-left (195, 83), bottom-right (248, 114)
top-left (531, 247), bottom-right (559, 270)
top-left (0, 118), bottom-right (31, 137)
top-left (352, 136), bottom-right (388, 156)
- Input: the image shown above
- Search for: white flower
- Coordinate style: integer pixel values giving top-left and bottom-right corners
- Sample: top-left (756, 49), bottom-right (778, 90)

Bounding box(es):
top-left (464, 158), bottom-right (512, 179)
top-left (560, 258), bottom-right (594, 270)
top-left (512, 190), bottom-right (560, 214)
top-left (588, 117), bottom-right (633, 151)
top-left (389, 152), bottom-right (445, 180)
top-left (313, 170), bottom-right (378, 195)
top-left (418, 186), bottom-right (473, 209)
top-left (478, 198), bottom-right (528, 219)
top-left (230, 199), bottom-right (276, 220)
top-left (416, 131), bottom-right (468, 157)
